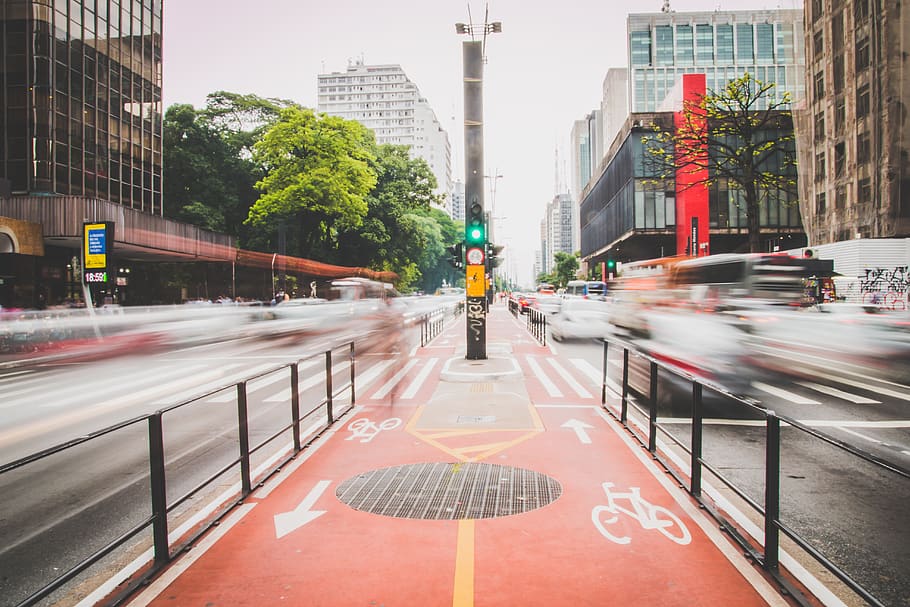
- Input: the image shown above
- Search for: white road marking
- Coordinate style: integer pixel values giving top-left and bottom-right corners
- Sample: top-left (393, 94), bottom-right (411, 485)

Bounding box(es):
top-left (261, 360), bottom-right (351, 402)
top-left (274, 480), bottom-right (331, 539)
top-left (525, 356), bottom-right (562, 397)
top-left (547, 358), bottom-right (592, 398)
top-left (751, 381), bottom-right (821, 405)
top-left (149, 363), bottom-right (279, 406)
top-left (562, 418), bottom-right (594, 443)
top-left (795, 381), bottom-right (880, 404)
top-left (808, 371), bottom-right (910, 402)
top-left (370, 359), bottom-right (419, 399)
top-left (401, 358), bottom-right (438, 399)
top-left (571, 358), bottom-right (623, 397)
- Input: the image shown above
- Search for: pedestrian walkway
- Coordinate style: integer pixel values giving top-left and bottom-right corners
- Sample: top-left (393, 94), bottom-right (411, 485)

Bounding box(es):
top-left (125, 304), bottom-right (794, 607)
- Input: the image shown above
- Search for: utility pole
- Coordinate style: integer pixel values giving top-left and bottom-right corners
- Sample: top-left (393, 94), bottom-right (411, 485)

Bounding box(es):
top-left (456, 15), bottom-right (501, 360)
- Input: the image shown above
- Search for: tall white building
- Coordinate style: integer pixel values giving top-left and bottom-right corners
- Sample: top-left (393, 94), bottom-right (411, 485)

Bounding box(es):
top-left (317, 60), bottom-right (452, 202)
top-left (450, 180), bottom-right (465, 223)
top-left (627, 9), bottom-right (805, 112)
top-left (601, 68), bottom-right (629, 153)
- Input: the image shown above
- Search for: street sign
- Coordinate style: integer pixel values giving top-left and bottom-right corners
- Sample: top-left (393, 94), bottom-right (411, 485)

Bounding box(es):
top-left (466, 247), bottom-right (485, 265)
top-left (466, 264), bottom-right (485, 297)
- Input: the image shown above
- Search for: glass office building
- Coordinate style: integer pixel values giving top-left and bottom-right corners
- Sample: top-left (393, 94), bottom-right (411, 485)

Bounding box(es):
top-left (1, 0), bottom-right (163, 212)
top-left (627, 9), bottom-right (804, 112)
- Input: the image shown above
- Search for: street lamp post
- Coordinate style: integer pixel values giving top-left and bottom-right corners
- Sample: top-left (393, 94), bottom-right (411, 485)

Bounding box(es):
top-left (457, 16), bottom-right (500, 360)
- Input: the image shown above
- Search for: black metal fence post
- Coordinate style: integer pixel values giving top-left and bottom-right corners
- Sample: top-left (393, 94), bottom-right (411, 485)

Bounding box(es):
top-left (290, 363), bottom-right (301, 452)
top-left (764, 412), bottom-right (781, 572)
top-left (349, 342), bottom-right (356, 405)
top-left (237, 382), bottom-right (251, 496)
top-left (648, 360), bottom-right (658, 453)
top-left (690, 382), bottom-right (704, 498)
top-left (621, 348), bottom-right (630, 424)
top-left (601, 340), bottom-right (608, 405)
top-left (325, 350), bottom-right (334, 425)
top-left (148, 413), bottom-right (169, 567)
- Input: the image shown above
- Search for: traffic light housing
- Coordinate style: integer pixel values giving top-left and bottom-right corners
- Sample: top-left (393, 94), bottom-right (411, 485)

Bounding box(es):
top-left (466, 198), bottom-right (485, 246)
top-left (487, 243), bottom-right (504, 268)
top-left (606, 258), bottom-right (616, 272)
top-left (446, 242), bottom-right (464, 269)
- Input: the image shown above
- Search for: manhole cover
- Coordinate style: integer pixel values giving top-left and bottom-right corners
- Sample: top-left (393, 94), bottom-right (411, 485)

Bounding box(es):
top-left (336, 462), bottom-right (562, 520)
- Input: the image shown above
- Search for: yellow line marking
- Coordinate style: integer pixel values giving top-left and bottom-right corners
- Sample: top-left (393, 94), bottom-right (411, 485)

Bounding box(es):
top-left (453, 519), bottom-right (474, 607)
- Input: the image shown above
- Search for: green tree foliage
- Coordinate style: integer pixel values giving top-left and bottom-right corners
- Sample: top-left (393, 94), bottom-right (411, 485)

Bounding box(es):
top-left (553, 251), bottom-right (580, 287)
top-left (247, 107), bottom-right (378, 259)
top-left (644, 73), bottom-right (797, 253)
top-left (162, 92), bottom-right (290, 237)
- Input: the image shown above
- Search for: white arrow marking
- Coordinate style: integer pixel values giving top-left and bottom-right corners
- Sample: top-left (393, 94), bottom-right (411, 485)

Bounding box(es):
top-left (274, 480), bottom-right (331, 539)
top-left (562, 418), bottom-right (594, 444)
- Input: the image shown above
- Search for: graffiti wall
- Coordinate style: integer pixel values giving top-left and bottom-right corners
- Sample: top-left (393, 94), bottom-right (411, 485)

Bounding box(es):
top-left (855, 266), bottom-right (909, 309)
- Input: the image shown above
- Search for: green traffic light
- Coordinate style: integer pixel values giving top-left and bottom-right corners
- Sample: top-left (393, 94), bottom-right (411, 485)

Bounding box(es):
top-left (466, 225), bottom-right (484, 244)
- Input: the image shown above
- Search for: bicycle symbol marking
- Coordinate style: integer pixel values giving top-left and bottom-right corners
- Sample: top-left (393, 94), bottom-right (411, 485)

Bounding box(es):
top-left (346, 417), bottom-right (402, 443)
top-left (591, 482), bottom-right (691, 546)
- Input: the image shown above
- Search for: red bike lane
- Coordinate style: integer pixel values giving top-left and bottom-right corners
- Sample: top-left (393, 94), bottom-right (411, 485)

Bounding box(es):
top-left (126, 305), bottom-right (792, 607)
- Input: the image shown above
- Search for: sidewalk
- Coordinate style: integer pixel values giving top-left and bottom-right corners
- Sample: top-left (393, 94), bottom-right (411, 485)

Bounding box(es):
top-left (125, 304), bottom-right (792, 607)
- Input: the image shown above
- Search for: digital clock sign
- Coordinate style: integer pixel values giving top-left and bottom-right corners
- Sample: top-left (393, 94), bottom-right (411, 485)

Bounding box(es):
top-left (82, 221), bottom-right (114, 284)
top-left (84, 271), bottom-right (108, 283)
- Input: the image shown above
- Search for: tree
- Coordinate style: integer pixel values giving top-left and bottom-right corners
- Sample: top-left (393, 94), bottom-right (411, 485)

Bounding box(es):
top-left (336, 145), bottom-right (444, 291)
top-left (553, 251), bottom-right (580, 287)
top-left (644, 73), bottom-right (797, 253)
top-left (246, 107), bottom-right (377, 259)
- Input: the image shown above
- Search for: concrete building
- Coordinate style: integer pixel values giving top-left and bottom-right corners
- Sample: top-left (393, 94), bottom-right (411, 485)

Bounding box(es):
top-left (450, 180), bottom-right (465, 223)
top-left (628, 8), bottom-right (804, 112)
top-left (0, 0), bottom-right (240, 308)
top-left (796, 0), bottom-right (910, 243)
top-left (539, 192), bottom-right (576, 278)
top-left (317, 60), bottom-right (452, 203)
top-left (575, 8), bottom-right (808, 271)
top-left (601, 68), bottom-right (629, 154)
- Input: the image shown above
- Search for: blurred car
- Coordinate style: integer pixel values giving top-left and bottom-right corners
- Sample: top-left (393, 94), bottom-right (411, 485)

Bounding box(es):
top-left (533, 294), bottom-right (562, 316)
top-left (549, 298), bottom-right (612, 342)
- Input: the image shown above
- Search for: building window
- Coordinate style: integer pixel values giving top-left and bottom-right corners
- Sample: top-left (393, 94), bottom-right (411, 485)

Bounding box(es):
top-left (816, 192), bottom-right (827, 214)
top-left (756, 23), bottom-right (774, 62)
top-left (858, 177), bottom-right (872, 202)
top-left (815, 152), bottom-right (826, 182)
top-left (716, 24), bottom-right (734, 64)
top-left (832, 12), bottom-right (844, 52)
top-left (814, 70), bottom-right (825, 98)
top-left (855, 37), bottom-right (870, 72)
top-left (736, 24), bottom-right (754, 62)
top-left (833, 55), bottom-right (844, 93)
top-left (834, 142), bottom-right (846, 175)
top-left (655, 26), bottom-right (674, 65)
top-left (856, 132), bottom-right (871, 164)
top-left (856, 84), bottom-right (870, 118)
top-left (835, 96), bottom-right (845, 135)
top-left (835, 184), bottom-right (846, 209)
top-left (813, 29), bottom-right (824, 56)
top-left (855, 0), bottom-right (870, 23)
top-left (814, 110), bottom-right (826, 142)
top-left (676, 25), bottom-right (693, 64)
top-left (696, 24), bottom-right (713, 64)
top-left (631, 31), bottom-right (651, 66)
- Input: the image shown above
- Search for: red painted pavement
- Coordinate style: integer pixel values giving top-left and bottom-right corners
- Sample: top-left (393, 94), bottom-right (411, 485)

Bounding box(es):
top-left (127, 303), bottom-right (789, 607)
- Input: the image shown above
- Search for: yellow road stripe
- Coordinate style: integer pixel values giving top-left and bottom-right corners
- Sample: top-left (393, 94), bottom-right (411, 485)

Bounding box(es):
top-left (453, 519), bottom-right (475, 607)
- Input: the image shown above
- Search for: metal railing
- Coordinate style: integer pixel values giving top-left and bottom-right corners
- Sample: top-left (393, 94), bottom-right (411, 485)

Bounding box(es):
top-left (0, 342), bottom-right (357, 607)
top-left (599, 338), bottom-right (909, 607)
top-left (418, 302), bottom-right (463, 347)
top-left (525, 307), bottom-right (547, 346)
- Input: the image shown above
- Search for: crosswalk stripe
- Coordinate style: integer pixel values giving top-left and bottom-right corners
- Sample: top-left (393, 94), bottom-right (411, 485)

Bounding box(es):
top-left (751, 381), bottom-right (821, 405)
top-left (262, 361), bottom-right (351, 403)
top-left (370, 359), bottom-right (419, 399)
top-left (795, 381), bottom-right (881, 404)
top-left (525, 356), bottom-right (562, 398)
top-left (401, 358), bottom-right (438, 399)
top-left (570, 358), bottom-right (623, 397)
top-left (546, 358), bottom-right (592, 399)
top-left (808, 371), bottom-right (910, 402)
top-left (150, 363), bottom-right (279, 406)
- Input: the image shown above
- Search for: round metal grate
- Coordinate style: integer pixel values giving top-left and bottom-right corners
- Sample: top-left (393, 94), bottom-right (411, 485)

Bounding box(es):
top-left (335, 462), bottom-right (562, 520)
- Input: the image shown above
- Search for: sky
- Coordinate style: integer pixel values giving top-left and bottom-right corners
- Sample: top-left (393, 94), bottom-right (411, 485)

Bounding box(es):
top-left (163, 0), bottom-right (800, 286)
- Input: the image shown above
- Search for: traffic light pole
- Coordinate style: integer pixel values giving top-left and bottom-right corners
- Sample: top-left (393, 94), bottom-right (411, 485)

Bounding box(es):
top-left (463, 40), bottom-right (486, 360)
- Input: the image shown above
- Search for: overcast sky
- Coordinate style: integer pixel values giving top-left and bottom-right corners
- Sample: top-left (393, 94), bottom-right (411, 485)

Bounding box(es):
top-left (163, 0), bottom-right (801, 286)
